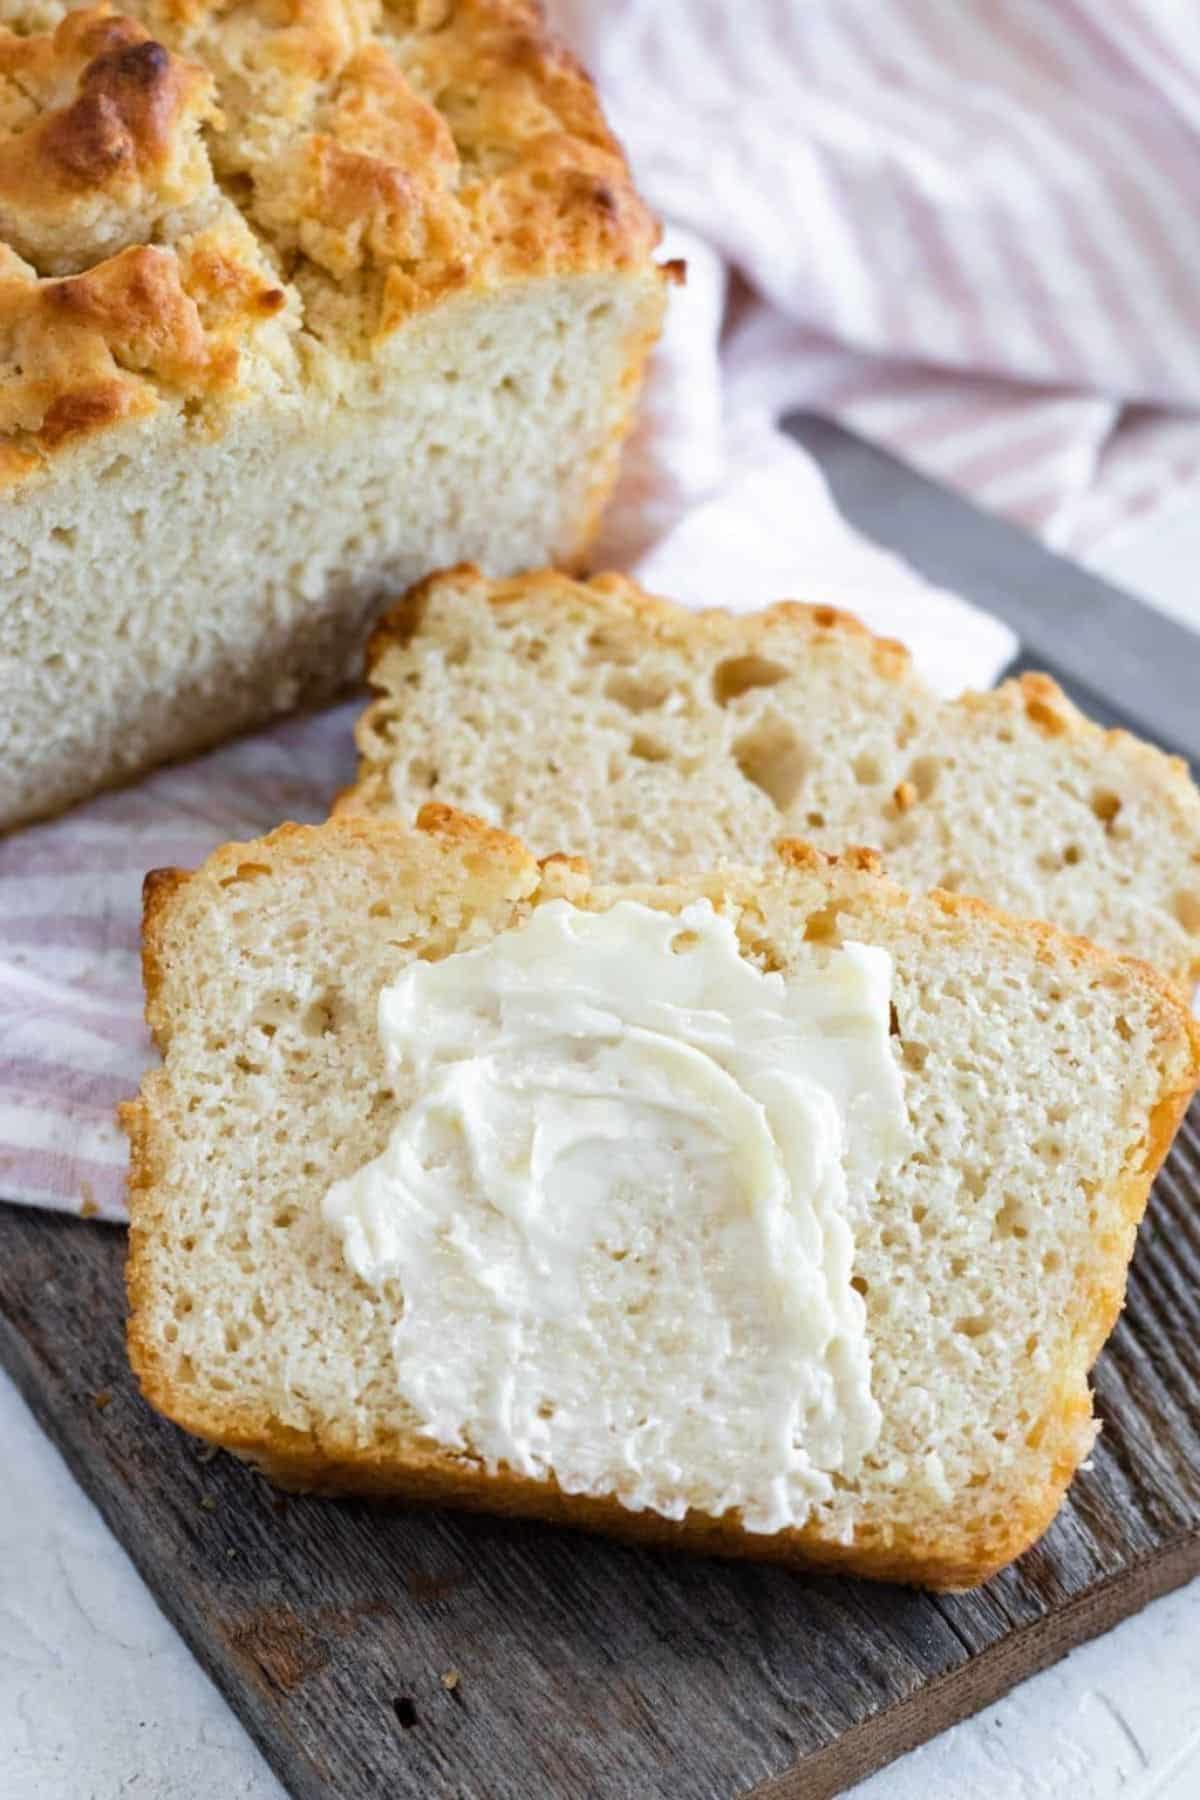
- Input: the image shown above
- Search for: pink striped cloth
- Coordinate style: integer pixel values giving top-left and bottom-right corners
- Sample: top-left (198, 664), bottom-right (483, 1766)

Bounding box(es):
top-left (5, 0), bottom-right (1199, 1222)
top-left (555, 0), bottom-right (1200, 552)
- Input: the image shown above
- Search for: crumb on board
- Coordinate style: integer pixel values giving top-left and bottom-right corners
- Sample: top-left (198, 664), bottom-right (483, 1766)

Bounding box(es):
top-left (441, 1668), bottom-right (461, 1692)
top-left (199, 1496), bottom-right (217, 1513)
top-left (80, 1183), bottom-right (98, 1219)
top-left (93, 1389), bottom-right (113, 1411)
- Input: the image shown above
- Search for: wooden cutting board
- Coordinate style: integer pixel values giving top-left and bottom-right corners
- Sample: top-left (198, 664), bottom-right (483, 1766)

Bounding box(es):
top-left (2, 1095), bottom-right (1198, 1800)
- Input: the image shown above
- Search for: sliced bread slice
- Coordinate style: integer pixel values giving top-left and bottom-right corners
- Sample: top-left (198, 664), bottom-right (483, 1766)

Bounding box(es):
top-left (340, 565), bottom-right (1200, 990)
top-left (124, 806), bottom-right (1199, 1589)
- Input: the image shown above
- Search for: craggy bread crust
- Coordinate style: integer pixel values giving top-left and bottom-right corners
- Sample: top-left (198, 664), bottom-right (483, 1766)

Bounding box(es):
top-left (123, 807), bottom-right (1200, 1591)
top-left (0, 0), bottom-right (664, 485)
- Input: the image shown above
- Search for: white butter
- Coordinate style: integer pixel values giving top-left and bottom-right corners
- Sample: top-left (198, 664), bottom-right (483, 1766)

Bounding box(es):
top-left (322, 899), bottom-right (909, 1533)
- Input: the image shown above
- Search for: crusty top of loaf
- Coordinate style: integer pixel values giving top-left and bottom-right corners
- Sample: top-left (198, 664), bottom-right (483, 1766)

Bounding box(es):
top-left (0, 0), bottom-right (660, 482)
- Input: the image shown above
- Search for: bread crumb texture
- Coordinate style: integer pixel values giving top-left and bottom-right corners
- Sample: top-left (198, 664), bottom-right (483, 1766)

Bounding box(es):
top-left (347, 565), bottom-right (1200, 990)
top-left (124, 810), bottom-right (1200, 1589)
top-left (0, 0), bottom-right (657, 474)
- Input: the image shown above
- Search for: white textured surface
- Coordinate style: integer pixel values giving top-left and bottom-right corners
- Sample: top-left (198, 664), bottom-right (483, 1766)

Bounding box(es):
top-left (2, 517), bottom-right (1199, 1798)
top-left (0, 1365), bottom-right (281, 1800)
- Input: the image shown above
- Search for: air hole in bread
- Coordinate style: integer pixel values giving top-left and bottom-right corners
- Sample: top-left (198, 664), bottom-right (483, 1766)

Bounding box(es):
top-left (218, 862), bottom-right (272, 888)
top-left (629, 733), bottom-right (669, 763)
top-left (1042, 1249), bottom-right (1062, 1273)
top-left (806, 811), bottom-right (825, 829)
top-left (300, 995), bottom-right (339, 1038)
top-left (1174, 890), bottom-right (1200, 933)
top-left (733, 716), bottom-right (809, 809)
top-left (1091, 789), bottom-right (1122, 827)
top-left (670, 930), bottom-right (699, 954)
top-left (408, 758), bottom-right (437, 788)
top-left (443, 638), bottom-right (470, 666)
top-left (586, 628), bottom-right (636, 666)
top-left (604, 669), bottom-right (668, 711)
top-left (712, 654), bottom-right (789, 706)
top-left (853, 751), bottom-right (884, 786)
top-left (907, 755), bottom-right (941, 800)
top-left (901, 1041), bottom-right (928, 1072)
top-left (802, 903), bottom-right (840, 944)
top-left (1063, 845), bottom-right (1082, 866)
top-left (993, 1195), bottom-right (1028, 1240)
top-left (850, 1275), bottom-right (869, 1295)
top-left (955, 1315), bottom-right (991, 1339)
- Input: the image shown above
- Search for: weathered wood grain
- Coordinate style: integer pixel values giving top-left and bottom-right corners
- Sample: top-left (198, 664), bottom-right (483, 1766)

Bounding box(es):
top-left (2, 1098), bottom-right (1198, 1800)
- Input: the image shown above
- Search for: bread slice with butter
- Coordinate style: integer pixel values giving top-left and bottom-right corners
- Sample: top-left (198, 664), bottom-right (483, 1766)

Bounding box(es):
top-left (123, 806), bottom-right (1200, 1589)
top-left (340, 565), bottom-right (1200, 991)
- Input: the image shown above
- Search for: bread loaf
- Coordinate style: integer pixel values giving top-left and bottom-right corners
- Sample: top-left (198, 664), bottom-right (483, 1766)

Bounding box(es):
top-left (0, 2), bottom-right (667, 828)
top-left (342, 565), bottom-right (1200, 990)
top-left (123, 805), bottom-right (1199, 1588)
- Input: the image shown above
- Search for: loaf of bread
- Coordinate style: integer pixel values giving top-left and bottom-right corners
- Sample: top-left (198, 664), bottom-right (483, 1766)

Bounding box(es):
top-left (342, 565), bottom-right (1200, 990)
top-left (0, 3), bottom-right (667, 829)
top-left (123, 805), bottom-right (1199, 1589)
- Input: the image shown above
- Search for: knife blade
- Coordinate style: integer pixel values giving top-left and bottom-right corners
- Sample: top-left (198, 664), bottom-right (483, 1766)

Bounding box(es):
top-left (782, 410), bottom-right (1200, 768)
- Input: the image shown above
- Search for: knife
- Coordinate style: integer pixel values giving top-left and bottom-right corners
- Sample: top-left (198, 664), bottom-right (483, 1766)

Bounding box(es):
top-left (783, 410), bottom-right (1200, 769)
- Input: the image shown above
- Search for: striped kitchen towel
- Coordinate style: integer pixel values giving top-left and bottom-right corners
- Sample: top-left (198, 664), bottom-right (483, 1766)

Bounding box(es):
top-left (556, 0), bottom-right (1200, 558)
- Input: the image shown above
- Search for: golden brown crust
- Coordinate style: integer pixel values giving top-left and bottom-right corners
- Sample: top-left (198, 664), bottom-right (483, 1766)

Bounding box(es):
top-left (0, 1), bottom-right (663, 479)
top-left (0, 7), bottom-right (217, 271)
top-left (0, 227), bottom-right (291, 479)
top-left (124, 808), bottom-right (1200, 1590)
